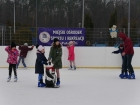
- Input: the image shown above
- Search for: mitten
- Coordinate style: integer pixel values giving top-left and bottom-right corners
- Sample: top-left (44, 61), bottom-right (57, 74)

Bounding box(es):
top-left (48, 62), bottom-right (51, 65)
top-left (42, 61), bottom-right (48, 65)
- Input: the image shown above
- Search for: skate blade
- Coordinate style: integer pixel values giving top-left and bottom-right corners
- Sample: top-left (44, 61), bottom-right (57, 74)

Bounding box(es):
top-left (54, 85), bottom-right (60, 88)
top-left (7, 79), bottom-right (11, 82)
top-left (14, 80), bottom-right (17, 82)
top-left (45, 85), bottom-right (59, 88)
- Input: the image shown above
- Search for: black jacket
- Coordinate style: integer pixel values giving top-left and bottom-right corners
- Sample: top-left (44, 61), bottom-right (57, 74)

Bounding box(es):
top-left (35, 52), bottom-right (47, 74)
top-left (112, 48), bottom-right (124, 59)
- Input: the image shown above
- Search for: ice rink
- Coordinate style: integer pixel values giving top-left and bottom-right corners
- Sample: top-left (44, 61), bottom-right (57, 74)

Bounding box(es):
top-left (0, 68), bottom-right (140, 105)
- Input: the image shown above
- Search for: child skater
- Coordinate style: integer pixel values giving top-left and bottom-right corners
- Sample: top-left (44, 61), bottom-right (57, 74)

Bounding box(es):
top-left (35, 45), bottom-right (48, 87)
top-left (5, 42), bottom-right (19, 82)
top-left (112, 43), bottom-right (128, 78)
top-left (67, 41), bottom-right (76, 70)
top-left (48, 38), bottom-right (62, 87)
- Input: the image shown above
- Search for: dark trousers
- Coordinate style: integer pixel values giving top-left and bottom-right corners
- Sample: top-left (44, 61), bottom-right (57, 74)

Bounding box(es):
top-left (17, 56), bottom-right (27, 68)
top-left (123, 54), bottom-right (134, 74)
top-left (9, 64), bottom-right (17, 76)
top-left (121, 61), bottom-right (123, 74)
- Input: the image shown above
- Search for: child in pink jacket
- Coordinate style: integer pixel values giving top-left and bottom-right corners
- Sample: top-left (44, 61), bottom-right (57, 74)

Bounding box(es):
top-left (67, 41), bottom-right (76, 70)
top-left (5, 42), bottom-right (19, 82)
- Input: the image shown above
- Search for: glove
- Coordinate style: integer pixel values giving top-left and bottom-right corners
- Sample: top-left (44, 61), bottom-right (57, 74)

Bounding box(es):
top-left (42, 61), bottom-right (48, 65)
top-left (32, 45), bottom-right (34, 48)
top-left (12, 50), bottom-right (16, 55)
top-left (14, 52), bottom-right (16, 55)
top-left (48, 62), bottom-right (51, 65)
top-left (44, 62), bottom-right (48, 65)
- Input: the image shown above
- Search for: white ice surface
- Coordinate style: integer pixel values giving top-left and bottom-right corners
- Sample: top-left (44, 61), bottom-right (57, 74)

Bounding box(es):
top-left (0, 68), bottom-right (140, 105)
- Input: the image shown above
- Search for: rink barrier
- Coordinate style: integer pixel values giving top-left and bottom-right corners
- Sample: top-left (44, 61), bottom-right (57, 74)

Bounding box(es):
top-left (1, 46), bottom-right (140, 69)
top-left (1, 67), bottom-right (140, 69)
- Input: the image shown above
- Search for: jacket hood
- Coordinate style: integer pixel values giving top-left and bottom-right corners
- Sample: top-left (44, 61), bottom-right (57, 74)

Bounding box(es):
top-left (118, 32), bottom-right (127, 41)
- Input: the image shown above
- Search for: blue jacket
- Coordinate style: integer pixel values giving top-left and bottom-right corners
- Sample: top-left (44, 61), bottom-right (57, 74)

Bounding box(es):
top-left (35, 52), bottom-right (48, 74)
top-left (112, 48), bottom-right (124, 59)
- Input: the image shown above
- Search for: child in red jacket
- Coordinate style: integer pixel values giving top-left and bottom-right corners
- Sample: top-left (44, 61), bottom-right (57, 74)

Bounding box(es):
top-left (5, 42), bottom-right (19, 82)
top-left (17, 43), bottom-right (34, 69)
top-left (67, 41), bottom-right (76, 70)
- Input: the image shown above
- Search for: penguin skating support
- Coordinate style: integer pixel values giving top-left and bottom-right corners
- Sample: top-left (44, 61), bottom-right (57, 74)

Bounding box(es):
top-left (45, 66), bottom-right (58, 88)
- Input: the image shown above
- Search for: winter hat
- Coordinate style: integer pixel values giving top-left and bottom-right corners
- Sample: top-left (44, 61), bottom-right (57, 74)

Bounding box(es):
top-left (38, 45), bottom-right (44, 51)
top-left (54, 38), bottom-right (59, 43)
top-left (24, 43), bottom-right (28, 46)
top-left (11, 42), bottom-right (16, 48)
top-left (69, 41), bottom-right (74, 45)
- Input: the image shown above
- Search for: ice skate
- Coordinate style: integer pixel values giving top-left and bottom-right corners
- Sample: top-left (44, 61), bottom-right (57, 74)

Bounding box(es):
top-left (38, 79), bottom-right (46, 87)
top-left (55, 81), bottom-right (60, 88)
top-left (128, 73), bottom-right (135, 79)
top-left (14, 76), bottom-right (18, 82)
top-left (38, 82), bottom-right (42, 87)
top-left (119, 73), bottom-right (128, 79)
top-left (38, 82), bottom-right (46, 87)
top-left (7, 76), bottom-right (11, 82)
top-left (68, 67), bottom-right (73, 70)
top-left (73, 66), bottom-right (76, 70)
top-left (54, 85), bottom-right (60, 88)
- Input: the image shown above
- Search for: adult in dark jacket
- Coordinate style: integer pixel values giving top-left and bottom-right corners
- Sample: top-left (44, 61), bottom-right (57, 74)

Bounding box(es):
top-left (118, 32), bottom-right (135, 79)
top-left (35, 45), bottom-right (48, 87)
top-left (48, 38), bottom-right (62, 87)
top-left (17, 43), bottom-right (34, 69)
